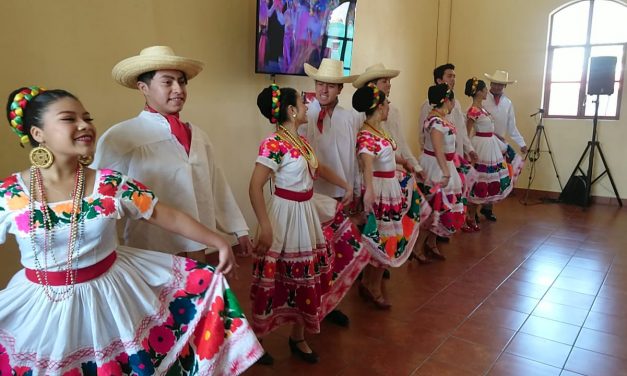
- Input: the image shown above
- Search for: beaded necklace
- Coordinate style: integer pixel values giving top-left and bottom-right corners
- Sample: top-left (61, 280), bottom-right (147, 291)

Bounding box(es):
top-left (364, 122), bottom-right (397, 150)
top-left (277, 124), bottom-right (319, 174)
top-left (29, 164), bottom-right (85, 302)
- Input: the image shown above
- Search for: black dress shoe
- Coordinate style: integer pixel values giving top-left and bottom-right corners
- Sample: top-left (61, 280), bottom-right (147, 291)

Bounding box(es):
top-left (324, 309), bottom-right (349, 327)
top-left (255, 351), bottom-right (274, 366)
top-left (436, 236), bottom-right (450, 243)
top-left (288, 337), bottom-right (319, 364)
top-left (383, 269), bottom-right (391, 279)
top-left (480, 208), bottom-right (497, 222)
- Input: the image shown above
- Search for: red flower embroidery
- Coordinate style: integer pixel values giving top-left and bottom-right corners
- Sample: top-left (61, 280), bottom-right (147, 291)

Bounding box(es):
top-left (193, 296), bottom-right (226, 360)
top-left (98, 197), bottom-right (116, 216)
top-left (148, 325), bottom-right (176, 354)
top-left (97, 360), bottom-right (122, 376)
top-left (97, 182), bottom-right (117, 196)
top-left (487, 181), bottom-right (502, 196)
top-left (295, 286), bottom-right (318, 315)
top-left (0, 175), bottom-right (17, 189)
top-left (185, 269), bottom-right (213, 295)
top-left (273, 283), bottom-right (289, 308)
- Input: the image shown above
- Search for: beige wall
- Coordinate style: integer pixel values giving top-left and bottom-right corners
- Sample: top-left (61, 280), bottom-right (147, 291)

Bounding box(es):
top-left (448, 0), bottom-right (627, 199)
top-left (0, 0), bottom-right (437, 285)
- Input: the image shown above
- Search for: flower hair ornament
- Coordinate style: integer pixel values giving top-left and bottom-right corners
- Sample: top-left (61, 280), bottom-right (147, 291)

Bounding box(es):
top-left (471, 77), bottom-right (479, 95)
top-left (8, 86), bottom-right (46, 146)
top-left (431, 88), bottom-right (454, 109)
top-left (270, 84), bottom-right (281, 124)
top-left (367, 82), bottom-right (380, 109)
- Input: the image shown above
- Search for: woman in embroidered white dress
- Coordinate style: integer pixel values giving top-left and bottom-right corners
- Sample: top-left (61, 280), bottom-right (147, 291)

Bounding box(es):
top-left (415, 84), bottom-right (466, 262)
top-left (249, 85), bottom-right (369, 364)
top-left (0, 87), bottom-right (262, 375)
top-left (352, 84), bottom-right (430, 309)
top-left (462, 78), bottom-right (523, 231)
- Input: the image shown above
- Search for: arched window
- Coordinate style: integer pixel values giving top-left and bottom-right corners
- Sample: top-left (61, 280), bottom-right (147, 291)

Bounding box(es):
top-left (544, 0), bottom-right (627, 119)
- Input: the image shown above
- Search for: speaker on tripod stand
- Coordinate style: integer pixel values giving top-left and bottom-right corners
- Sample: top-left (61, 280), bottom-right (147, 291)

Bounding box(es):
top-left (559, 56), bottom-right (622, 207)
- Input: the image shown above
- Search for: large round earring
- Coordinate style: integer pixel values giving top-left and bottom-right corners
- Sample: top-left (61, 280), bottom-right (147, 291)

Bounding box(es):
top-left (29, 145), bottom-right (54, 168)
top-left (78, 155), bottom-right (94, 166)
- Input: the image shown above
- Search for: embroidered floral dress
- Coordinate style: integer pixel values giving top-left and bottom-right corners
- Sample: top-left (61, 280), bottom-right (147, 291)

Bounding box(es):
top-left (0, 169), bottom-right (262, 376)
top-left (250, 133), bottom-right (369, 337)
top-left (356, 130), bottom-right (430, 267)
top-left (419, 116), bottom-right (466, 236)
top-left (467, 106), bottom-right (522, 204)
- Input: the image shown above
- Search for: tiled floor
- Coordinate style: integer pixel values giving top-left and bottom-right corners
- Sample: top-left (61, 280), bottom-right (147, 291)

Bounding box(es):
top-left (232, 195), bottom-right (627, 376)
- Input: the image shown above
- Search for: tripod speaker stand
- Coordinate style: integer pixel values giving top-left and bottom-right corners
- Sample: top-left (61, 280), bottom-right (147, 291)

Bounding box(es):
top-left (561, 56), bottom-right (622, 208)
top-left (562, 94), bottom-right (622, 207)
top-left (521, 109), bottom-right (563, 205)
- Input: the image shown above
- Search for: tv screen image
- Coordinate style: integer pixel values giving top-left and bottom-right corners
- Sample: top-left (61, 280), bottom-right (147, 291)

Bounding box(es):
top-left (256, 0), bottom-right (357, 76)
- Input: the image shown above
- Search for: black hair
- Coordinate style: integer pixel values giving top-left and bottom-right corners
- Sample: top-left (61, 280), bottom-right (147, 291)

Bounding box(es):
top-left (352, 85), bottom-right (386, 117)
top-left (428, 83), bottom-right (454, 108)
top-left (137, 70), bottom-right (188, 86)
top-left (433, 63), bottom-right (455, 84)
top-left (6, 88), bottom-right (78, 147)
top-left (464, 78), bottom-right (486, 97)
top-left (256, 85), bottom-right (298, 124)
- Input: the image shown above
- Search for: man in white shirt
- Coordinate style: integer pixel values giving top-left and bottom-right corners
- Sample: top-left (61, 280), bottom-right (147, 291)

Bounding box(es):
top-left (353, 63), bottom-right (425, 180)
top-left (480, 70), bottom-right (528, 222)
top-left (419, 64), bottom-right (477, 162)
top-left (93, 45), bottom-right (252, 261)
top-left (301, 58), bottom-right (360, 327)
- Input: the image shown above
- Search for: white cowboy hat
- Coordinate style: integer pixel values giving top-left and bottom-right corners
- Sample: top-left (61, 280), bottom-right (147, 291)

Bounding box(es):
top-left (352, 63), bottom-right (400, 88)
top-left (112, 46), bottom-right (205, 89)
top-left (304, 58), bottom-right (357, 84)
top-left (484, 70), bottom-right (517, 84)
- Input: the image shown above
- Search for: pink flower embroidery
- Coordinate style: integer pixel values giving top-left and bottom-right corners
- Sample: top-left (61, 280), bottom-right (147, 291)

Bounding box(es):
top-left (185, 269), bottom-right (213, 295)
top-left (15, 210), bottom-right (31, 233)
top-left (147, 325), bottom-right (176, 354)
top-left (97, 360), bottom-right (122, 376)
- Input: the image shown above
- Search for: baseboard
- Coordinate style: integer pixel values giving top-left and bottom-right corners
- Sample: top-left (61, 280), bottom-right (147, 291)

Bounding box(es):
top-left (512, 188), bottom-right (626, 207)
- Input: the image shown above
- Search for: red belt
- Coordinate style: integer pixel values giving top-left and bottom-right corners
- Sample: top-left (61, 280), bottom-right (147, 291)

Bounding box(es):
top-left (475, 132), bottom-right (493, 137)
top-left (373, 171), bottom-right (395, 178)
top-left (423, 149), bottom-right (455, 161)
top-left (25, 251), bottom-right (117, 286)
top-left (274, 187), bottom-right (313, 202)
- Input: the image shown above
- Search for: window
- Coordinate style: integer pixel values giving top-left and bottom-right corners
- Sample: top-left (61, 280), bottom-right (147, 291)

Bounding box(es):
top-left (544, 0), bottom-right (627, 119)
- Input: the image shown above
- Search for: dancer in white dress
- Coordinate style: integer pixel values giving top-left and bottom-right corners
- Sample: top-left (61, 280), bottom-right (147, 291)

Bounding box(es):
top-left (249, 85), bottom-right (369, 364)
top-left (0, 87), bottom-right (262, 375)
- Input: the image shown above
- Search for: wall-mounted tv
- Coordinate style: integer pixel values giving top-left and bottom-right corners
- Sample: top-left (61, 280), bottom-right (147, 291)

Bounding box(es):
top-left (256, 0), bottom-right (357, 76)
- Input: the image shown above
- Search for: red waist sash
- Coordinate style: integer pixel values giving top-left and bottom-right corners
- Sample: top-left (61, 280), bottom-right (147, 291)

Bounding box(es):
top-left (475, 132), bottom-right (494, 137)
top-left (423, 149), bottom-right (455, 161)
top-left (25, 251), bottom-right (117, 286)
top-left (274, 187), bottom-right (314, 202)
top-left (373, 171), bottom-right (395, 178)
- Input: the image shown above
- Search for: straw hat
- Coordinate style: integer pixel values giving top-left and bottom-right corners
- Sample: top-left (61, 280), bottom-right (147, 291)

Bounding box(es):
top-left (112, 46), bottom-right (205, 89)
top-left (484, 70), bottom-right (517, 84)
top-left (304, 58), bottom-right (357, 84)
top-left (352, 63), bottom-right (400, 88)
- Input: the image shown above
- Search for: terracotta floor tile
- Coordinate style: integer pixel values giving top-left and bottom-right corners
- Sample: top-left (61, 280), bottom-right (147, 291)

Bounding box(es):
top-left (484, 289), bottom-right (540, 314)
top-left (413, 359), bottom-right (472, 376)
top-left (452, 320), bottom-right (516, 351)
top-left (509, 268), bottom-right (557, 286)
top-left (468, 304), bottom-right (529, 331)
top-left (542, 287), bottom-right (596, 310)
top-left (574, 328), bottom-right (627, 360)
top-left (551, 275), bottom-right (602, 295)
top-left (532, 301), bottom-right (589, 326)
top-left (590, 295), bottom-right (627, 316)
top-left (583, 310), bottom-right (627, 336)
top-left (487, 353), bottom-right (562, 376)
top-left (564, 347), bottom-right (627, 376)
top-left (410, 307), bottom-right (467, 334)
top-left (430, 337), bottom-right (501, 374)
top-left (497, 278), bottom-right (550, 300)
top-left (519, 315), bottom-right (581, 345)
top-left (505, 332), bottom-right (572, 368)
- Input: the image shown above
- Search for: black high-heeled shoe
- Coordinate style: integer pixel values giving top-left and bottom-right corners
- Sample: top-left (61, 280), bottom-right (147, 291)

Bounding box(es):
top-left (288, 337), bottom-right (319, 364)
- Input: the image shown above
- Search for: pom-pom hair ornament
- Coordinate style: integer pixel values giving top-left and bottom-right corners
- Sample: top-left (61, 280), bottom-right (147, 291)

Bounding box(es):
top-left (367, 82), bottom-right (381, 109)
top-left (270, 84), bottom-right (281, 124)
top-left (8, 86), bottom-right (46, 146)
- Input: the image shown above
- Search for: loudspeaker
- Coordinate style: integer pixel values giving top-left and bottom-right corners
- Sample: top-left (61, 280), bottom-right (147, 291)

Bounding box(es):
top-left (587, 56), bottom-right (617, 95)
top-left (559, 175), bottom-right (588, 206)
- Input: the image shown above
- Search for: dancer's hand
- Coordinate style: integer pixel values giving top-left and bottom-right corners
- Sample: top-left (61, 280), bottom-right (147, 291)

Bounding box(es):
top-left (521, 146), bottom-right (528, 154)
top-left (439, 175), bottom-right (450, 188)
top-left (341, 187), bottom-right (353, 207)
top-left (254, 224), bottom-right (273, 256)
top-left (468, 151), bottom-right (479, 164)
top-left (415, 170), bottom-right (427, 182)
top-left (234, 235), bottom-right (253, 257)
top-left (216, 244), bottom-right (238, 279)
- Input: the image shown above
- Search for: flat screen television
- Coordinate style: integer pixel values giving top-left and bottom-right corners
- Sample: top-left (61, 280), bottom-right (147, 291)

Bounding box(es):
top-left (256, 0), bottom-right (357, 76)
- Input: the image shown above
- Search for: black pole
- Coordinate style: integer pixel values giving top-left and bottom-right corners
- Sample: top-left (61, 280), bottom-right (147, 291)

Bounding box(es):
top-left (583, 94), bottom-right (600, 207)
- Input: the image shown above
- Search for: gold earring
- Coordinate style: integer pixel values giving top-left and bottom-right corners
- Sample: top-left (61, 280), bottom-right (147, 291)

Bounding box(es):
top-left (79, 155), bottom-right (94, 166)
top-left (30, 145), bottom-right (54, 169)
